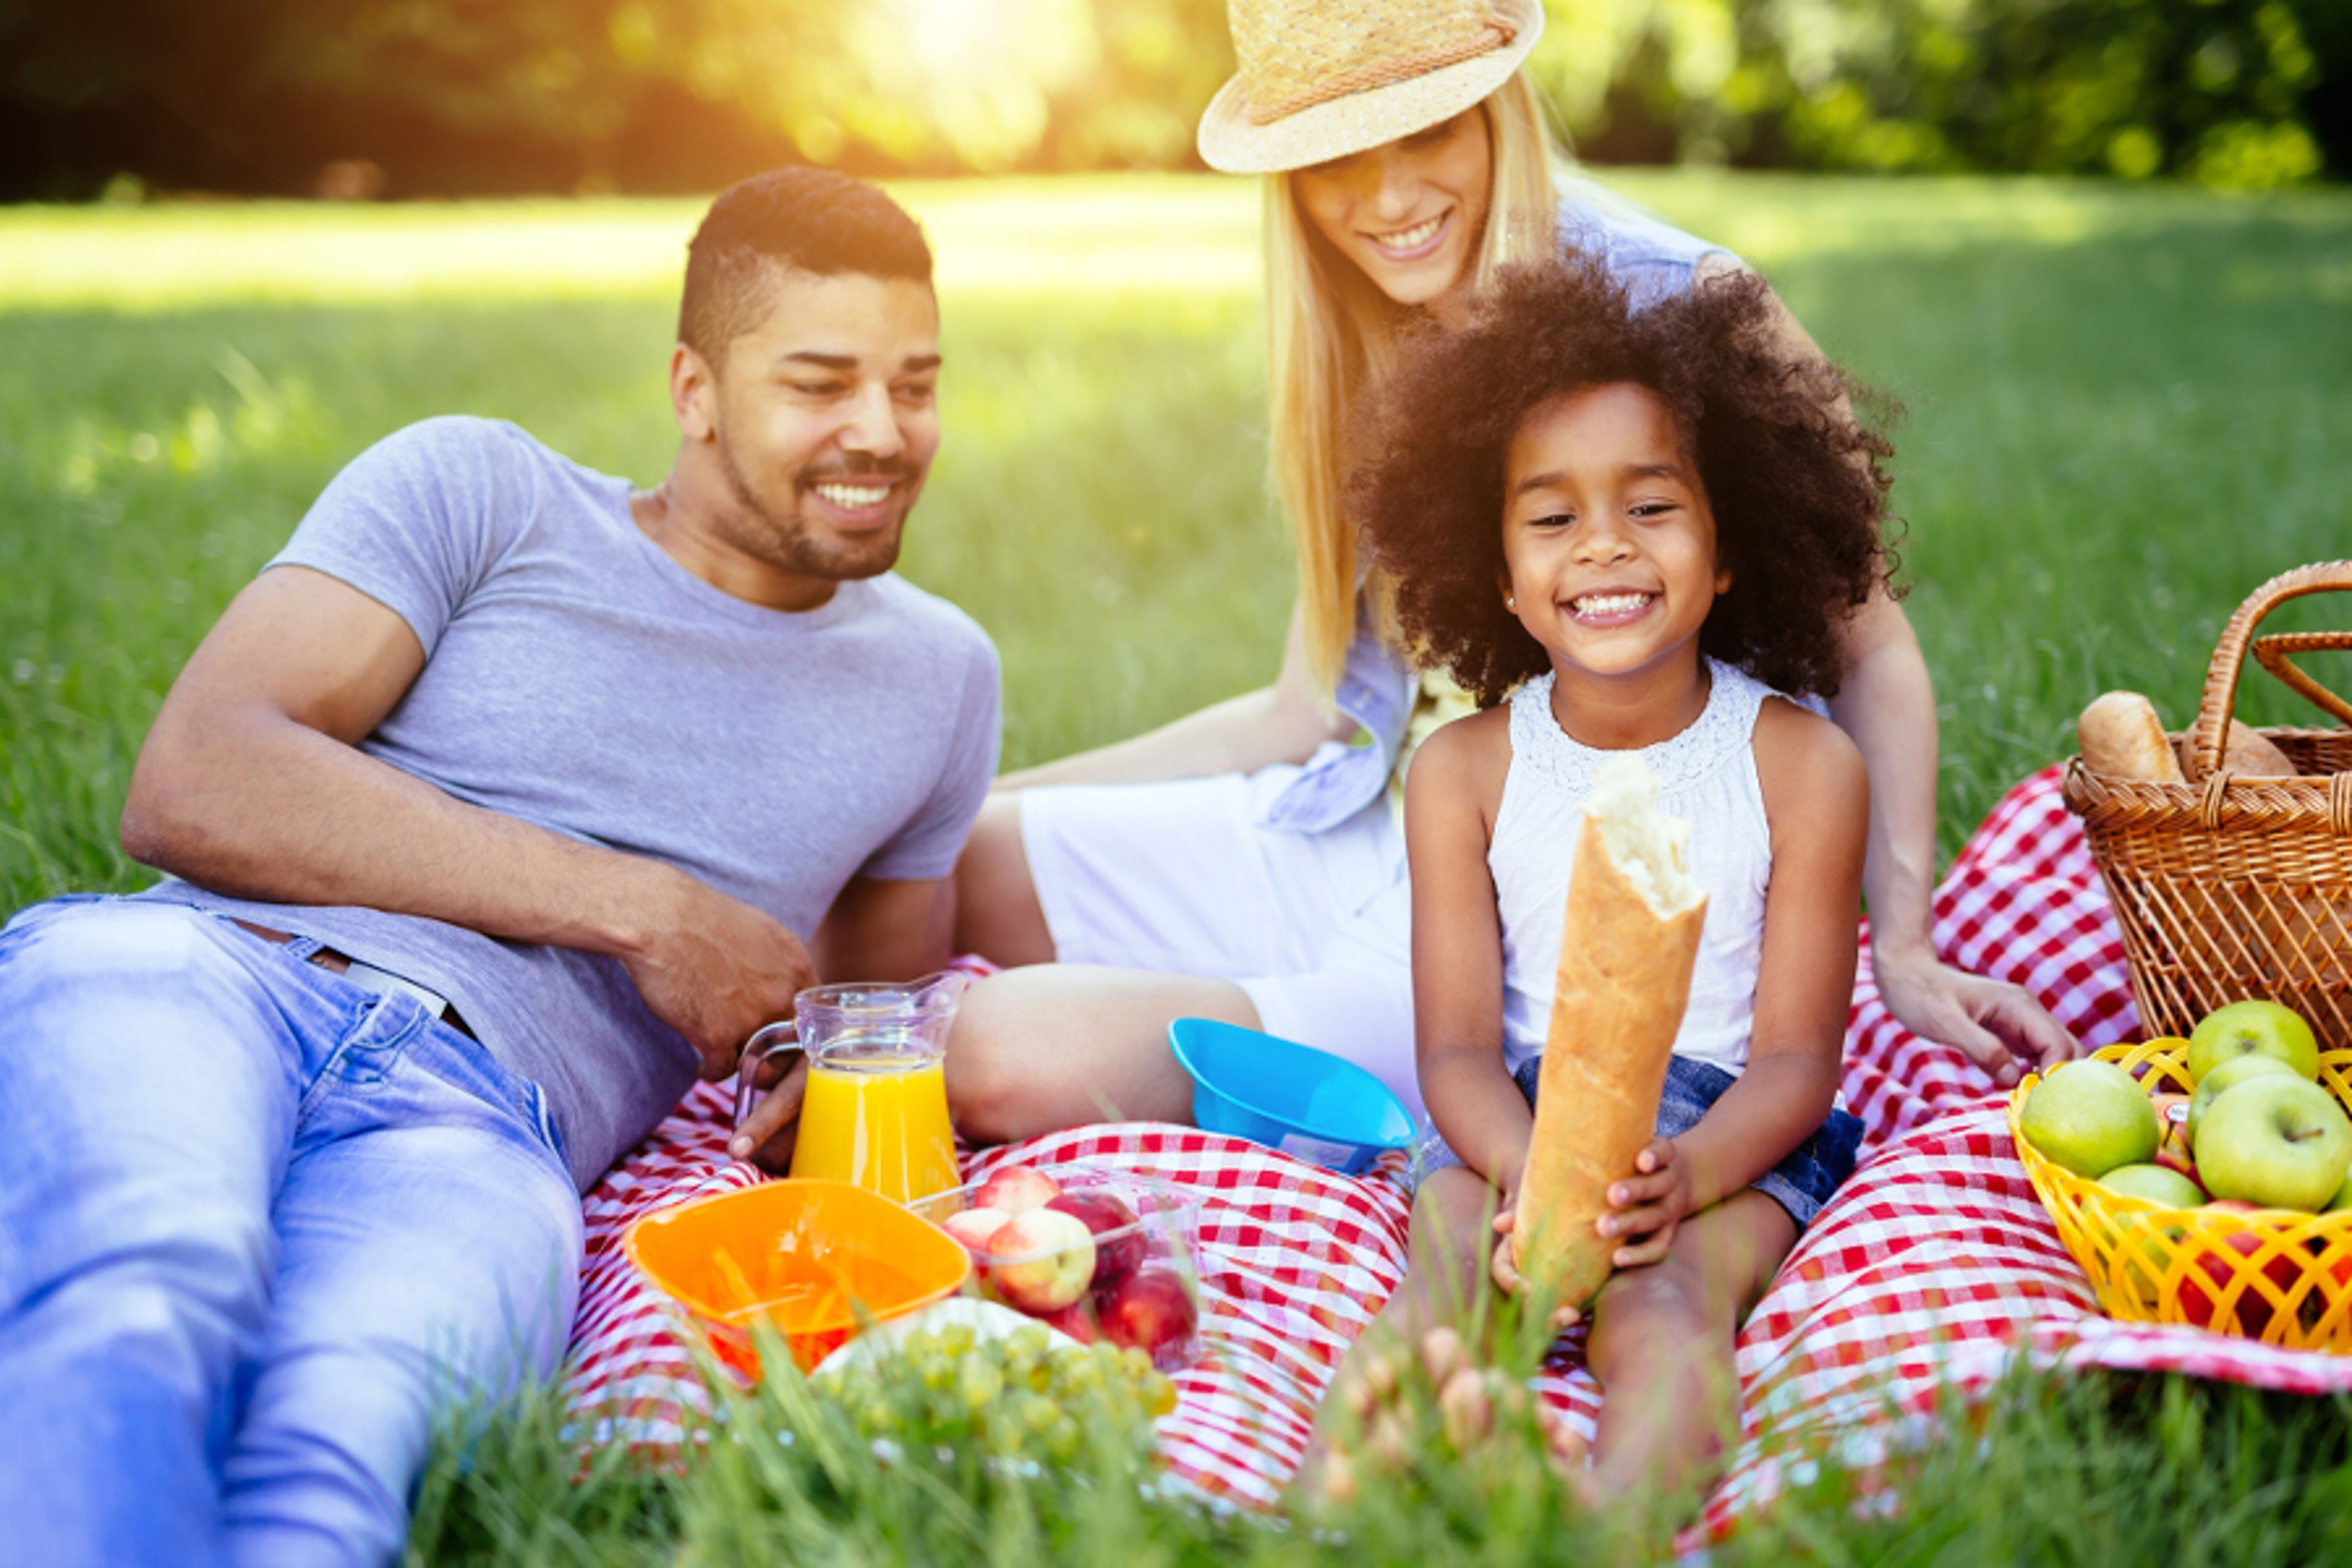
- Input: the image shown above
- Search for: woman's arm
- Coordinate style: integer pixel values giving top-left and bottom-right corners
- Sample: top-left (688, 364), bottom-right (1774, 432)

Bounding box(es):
top-left (1696, 255), bottom-right (2079, 1084)
top-left (991, 596), bottom-right (1361, 791)
top-left (1595, 702), bottom-right (1861, 1259)
top-left (1828, 598), bottom-right (2075, 1084)
top-left (1404, 715), bottom-right (1537, 1202)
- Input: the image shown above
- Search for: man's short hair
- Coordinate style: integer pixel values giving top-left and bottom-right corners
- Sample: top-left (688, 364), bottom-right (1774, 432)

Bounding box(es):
top-left (679, 167), bottom-right (934, 362)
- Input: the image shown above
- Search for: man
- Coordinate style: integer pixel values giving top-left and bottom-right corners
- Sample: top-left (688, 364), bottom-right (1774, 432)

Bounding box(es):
top-left (0, 167), bottom-right (998, 1567)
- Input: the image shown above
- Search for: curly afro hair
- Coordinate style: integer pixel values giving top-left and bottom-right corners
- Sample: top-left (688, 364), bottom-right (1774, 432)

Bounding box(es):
top-left (1349, 254), bottom-right (1899, 708)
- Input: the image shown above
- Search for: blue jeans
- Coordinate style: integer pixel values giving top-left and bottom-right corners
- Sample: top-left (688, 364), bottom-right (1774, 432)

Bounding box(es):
top-left (0, 896), bottom-right (582, 1568)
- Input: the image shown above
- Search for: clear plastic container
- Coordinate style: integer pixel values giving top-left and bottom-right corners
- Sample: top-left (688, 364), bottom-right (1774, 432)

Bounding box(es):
top-left (916, 1163), bottom-right (1205, 1372)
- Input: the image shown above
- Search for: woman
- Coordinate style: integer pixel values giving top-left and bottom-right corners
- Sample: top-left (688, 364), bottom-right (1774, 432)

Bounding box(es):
top-left (946, 0), bottom-right (2075, 1143)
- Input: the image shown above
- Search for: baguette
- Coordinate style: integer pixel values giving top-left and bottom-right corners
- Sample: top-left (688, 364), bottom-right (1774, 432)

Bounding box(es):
top-left (1510, 757), bottom-right (1708, 1312)
top-left (2078, 691), bottom-right (2184, 783)
top-left (2174, 717), bottom-right (2298, 781)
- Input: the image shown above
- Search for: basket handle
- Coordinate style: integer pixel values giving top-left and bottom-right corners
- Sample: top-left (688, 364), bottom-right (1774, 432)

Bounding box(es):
top-left (2190, 560), bottom-right (2352, 778)
top-left (2250, 632), bottom-right (2352, 728)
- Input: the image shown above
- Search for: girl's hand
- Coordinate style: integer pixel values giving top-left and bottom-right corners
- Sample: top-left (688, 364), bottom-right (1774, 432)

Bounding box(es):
top-left (1488, 1203), bottom-right (1585, 1331)
top-left (1597, 1138), bottom-right (1695, 1267)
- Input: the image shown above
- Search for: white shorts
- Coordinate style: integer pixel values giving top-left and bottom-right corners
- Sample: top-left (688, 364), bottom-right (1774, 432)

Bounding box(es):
top-left (1018, 764), bottom-right (1421, 1117)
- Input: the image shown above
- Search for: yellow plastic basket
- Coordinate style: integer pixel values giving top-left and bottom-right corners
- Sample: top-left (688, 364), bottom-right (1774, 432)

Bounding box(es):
top-left (2008, 1039), bottom-right (2352, 1351)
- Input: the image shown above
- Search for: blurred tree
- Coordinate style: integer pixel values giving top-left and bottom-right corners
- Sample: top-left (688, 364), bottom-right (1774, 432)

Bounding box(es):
top-left (1530, 0), bottom-right (2341, 186)
top-left (0, 0), bottom-right (2335, 196)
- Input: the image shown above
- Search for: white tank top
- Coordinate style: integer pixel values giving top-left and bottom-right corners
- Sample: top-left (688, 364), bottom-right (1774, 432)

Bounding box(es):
top-left (1490, 660), bottom-right (1774, 1081)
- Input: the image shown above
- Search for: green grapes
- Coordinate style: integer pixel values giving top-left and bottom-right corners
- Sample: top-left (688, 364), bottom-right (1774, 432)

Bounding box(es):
top-left (809, 1324), bottom-right (1179, 1472)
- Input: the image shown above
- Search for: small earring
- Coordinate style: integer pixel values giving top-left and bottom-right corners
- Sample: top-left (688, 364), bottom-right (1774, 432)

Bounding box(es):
top-left (1505, 595), bottom-right (1517, 610)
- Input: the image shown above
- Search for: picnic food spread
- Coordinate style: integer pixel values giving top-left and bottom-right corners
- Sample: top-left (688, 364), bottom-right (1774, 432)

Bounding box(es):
top-left (2012, 999), bottom-right (2352, 1348)
top-left (1512, 756), bottom-right (1708, 1310)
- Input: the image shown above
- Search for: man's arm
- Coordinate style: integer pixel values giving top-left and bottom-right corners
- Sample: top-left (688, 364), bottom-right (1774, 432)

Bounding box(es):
top-left (121, 564), bottom-right (816, 1077)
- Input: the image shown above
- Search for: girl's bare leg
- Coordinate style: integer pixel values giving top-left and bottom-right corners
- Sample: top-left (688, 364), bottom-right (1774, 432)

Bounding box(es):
top-left (1298, 1169), bottom-right (1498, 1495)
top-left (1580, 1191), bottom-right (1797, 1506)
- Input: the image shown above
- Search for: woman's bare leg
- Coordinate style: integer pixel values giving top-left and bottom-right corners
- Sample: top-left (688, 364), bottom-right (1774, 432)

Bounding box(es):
top-left (952, 792), bottom-right (1056, 967)
top-left (946, 963), bottom-right (1261, 1143)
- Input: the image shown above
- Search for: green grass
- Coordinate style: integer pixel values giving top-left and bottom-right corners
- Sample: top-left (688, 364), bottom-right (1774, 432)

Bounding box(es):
top-left (402, 1335), bottom-right (2352, 1568)
top-left (5, 174), bottom-right (2352, 1559)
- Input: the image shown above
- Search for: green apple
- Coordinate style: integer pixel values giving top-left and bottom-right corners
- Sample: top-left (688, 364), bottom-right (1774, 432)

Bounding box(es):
top-left (2329, 1166), bottom-right (2352, 1213)
top-left (2187, 1000), bottom-right (2320, 1086)
top-left (2020, 1059), bottom-right (2161, 1178)
top-left (2098, 1163), bottom-right (2206, 1208)
top-left (2098, 1163), bottom-right (2204, 1305)
top-left (2193, 1076), bottom-right (2352, 1212)
top-left (2187, 1054), bottom-right (2301, 1148)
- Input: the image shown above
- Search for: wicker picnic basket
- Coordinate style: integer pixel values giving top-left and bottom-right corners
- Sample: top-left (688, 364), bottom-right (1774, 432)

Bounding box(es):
top-left (2009, 1039), bottom-right (2352, 1350)
top-left (2062, 561), bottom-right (2352, 1050)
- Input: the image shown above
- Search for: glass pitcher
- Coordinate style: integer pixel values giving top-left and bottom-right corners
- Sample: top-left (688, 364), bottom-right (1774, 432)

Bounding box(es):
top-left (734, 971), bottom-right (968, 1205)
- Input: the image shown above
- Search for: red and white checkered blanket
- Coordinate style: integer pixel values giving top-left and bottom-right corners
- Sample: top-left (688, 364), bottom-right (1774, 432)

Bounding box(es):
top-left (562, 766), bottom-right (2352, 1523)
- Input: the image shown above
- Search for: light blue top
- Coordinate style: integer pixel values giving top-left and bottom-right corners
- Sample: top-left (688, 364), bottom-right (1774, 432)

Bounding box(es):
top-left (1257, 187), bottom-right (1736, 836)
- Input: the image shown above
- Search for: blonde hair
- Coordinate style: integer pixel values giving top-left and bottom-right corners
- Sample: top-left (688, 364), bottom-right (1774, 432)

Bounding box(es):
top-left (1267, 69), bottom-right (1566, 699)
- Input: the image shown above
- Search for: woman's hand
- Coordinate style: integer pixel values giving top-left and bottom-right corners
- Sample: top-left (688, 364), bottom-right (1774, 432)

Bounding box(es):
top-left (1873, 943), bottom-right (2079, 1088)
top-left (1594, 1137), bottom-right (1695, 1268)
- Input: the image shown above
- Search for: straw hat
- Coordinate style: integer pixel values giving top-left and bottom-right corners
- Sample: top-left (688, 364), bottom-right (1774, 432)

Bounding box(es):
top-left (1197, 0), bottom-right (1545, 175)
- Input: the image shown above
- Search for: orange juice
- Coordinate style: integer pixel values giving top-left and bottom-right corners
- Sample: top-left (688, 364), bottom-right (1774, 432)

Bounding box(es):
top-left (789, 1045), bottom-right (960, 1204)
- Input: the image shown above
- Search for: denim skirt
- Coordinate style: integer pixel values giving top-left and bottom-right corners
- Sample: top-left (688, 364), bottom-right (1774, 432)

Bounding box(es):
top-left (1415, 1053), bottom-right (1863, 1229)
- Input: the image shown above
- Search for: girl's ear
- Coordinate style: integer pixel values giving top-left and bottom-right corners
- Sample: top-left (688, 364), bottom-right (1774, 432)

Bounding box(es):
top-left (1714, 565), bottom-right (1733, 597)
top-left (1498, 570), bottom-right (1517, 613)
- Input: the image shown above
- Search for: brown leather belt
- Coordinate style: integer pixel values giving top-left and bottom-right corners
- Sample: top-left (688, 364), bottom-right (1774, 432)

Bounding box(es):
top-left (233, 919), bottom-right (474, 1039)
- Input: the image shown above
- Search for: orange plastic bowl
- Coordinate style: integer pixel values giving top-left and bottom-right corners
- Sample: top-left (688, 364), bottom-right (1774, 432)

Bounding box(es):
top-left (624, 1177), bottom-right (971, 1378)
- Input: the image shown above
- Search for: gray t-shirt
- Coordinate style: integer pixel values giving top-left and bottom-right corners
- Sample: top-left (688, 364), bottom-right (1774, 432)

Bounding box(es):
top-left (143, 417), bottom-right (1001, 1189)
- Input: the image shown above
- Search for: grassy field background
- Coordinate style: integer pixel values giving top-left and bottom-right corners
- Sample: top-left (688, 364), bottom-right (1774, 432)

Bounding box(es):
top-left (4, 174), bottom-right (2352, 1561)
top-left (5, 173), bottom-right (2351, 911)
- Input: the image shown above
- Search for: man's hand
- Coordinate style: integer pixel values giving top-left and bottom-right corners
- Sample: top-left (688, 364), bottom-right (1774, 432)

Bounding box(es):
top-left (729, 1050), bottom-right (809, 1172)
top-left (1874, 945), bottom-right (2079, 1088)
top-left (619, 865), bottom-right (816, 1081)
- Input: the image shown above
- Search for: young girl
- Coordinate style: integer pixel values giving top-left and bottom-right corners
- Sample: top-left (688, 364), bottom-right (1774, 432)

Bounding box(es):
top-left (1322, 254), bottom-right (1890, 1506)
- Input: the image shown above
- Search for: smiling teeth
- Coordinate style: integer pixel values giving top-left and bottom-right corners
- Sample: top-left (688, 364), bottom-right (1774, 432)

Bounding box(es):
top-left (815, 483), bottom-right (889, 508)
top-left (1376, 216), bottom-right (1442, 250)
top-left (1575, 592), bottom-right (1651, 616)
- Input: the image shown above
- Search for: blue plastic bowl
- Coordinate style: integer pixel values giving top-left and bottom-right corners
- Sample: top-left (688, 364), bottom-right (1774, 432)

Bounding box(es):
top-left (1167, 1017), bottom-right (1417, 1174)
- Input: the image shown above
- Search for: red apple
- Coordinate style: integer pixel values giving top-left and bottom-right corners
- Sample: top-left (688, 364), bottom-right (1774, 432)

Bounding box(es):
top-left (1037, 1300), bottom-right (1099, 1344)
top-left (970, 1164), bottom-right (1061, 1216)
top-left (1098, 1267), bottom-right (1199, 1369)
top-left (1045, 1190), bottom-right (1145, 1286)
top-left (986, 1207), bottom-right (1096, 1313)
top-left (2151, 1092), bottom-right (2193, 1169)
top-left (2178, 1200), bottom-right (2302, 1337)
top-left (941, 1205), bottom-right (1012, 1253)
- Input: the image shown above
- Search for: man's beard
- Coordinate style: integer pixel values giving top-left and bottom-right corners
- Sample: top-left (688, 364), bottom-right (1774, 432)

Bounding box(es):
top-left (712, 429), bottom-right (913, 584)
